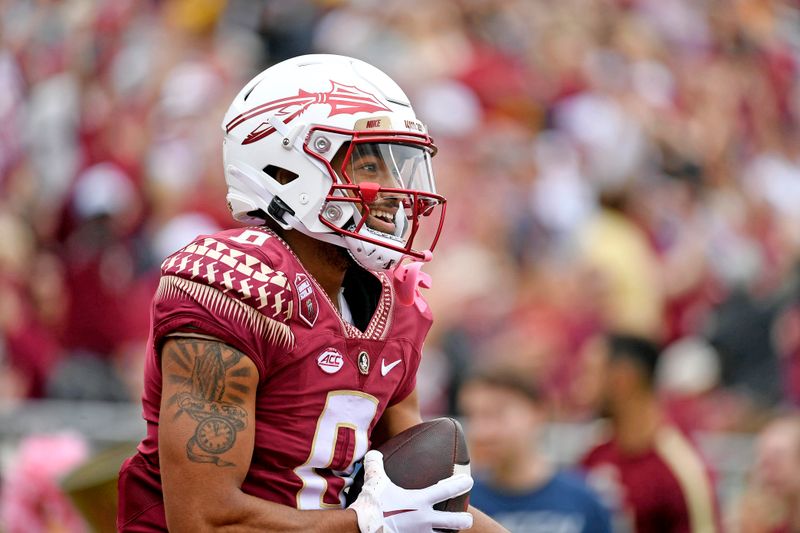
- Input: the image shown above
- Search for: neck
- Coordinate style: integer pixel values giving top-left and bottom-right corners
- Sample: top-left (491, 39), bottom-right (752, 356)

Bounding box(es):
top-left (611, 393), bottom-right (662, 453)
top-left (274, 228), bottom-right (352, 306)
top-left (490, 449), bottom-right (552, 492)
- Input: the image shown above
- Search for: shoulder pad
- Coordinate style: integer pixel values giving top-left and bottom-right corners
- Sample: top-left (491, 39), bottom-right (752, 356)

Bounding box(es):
top-left (158, 230), bottom-right (294, 349)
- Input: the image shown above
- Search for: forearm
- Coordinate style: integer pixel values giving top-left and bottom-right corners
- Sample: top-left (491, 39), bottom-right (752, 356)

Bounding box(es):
top-left (165, 488), bottom-right (359, 533)
top-left (465, 505), bottom-right (509, 533)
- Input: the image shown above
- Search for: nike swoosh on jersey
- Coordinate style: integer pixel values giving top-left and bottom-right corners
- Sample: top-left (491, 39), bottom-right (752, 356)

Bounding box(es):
top-left (381, 358), bottom-right (402, 376)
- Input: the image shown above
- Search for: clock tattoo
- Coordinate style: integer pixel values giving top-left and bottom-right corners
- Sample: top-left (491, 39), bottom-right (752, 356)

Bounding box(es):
top-left (166, 339), bottom-right (251, 467)
top-left (196, 417), bottom-right (236, 454)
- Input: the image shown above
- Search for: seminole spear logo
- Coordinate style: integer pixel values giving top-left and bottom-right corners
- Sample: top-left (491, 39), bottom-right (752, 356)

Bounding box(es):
top-left (225, 81), bottom-right (391, 145)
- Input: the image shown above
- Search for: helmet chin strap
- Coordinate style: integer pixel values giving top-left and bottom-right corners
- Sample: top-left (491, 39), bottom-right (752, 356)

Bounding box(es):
top-left (266, 114), bottom-right (298, 147)
top-left (392, 208), bottom-right (407, 238)
top-left (267, 178), bottom-right (417, 272)
top-left (279, 209), bottom-right (345, 247)
top-left (277, 208), bottom-right (402, 271)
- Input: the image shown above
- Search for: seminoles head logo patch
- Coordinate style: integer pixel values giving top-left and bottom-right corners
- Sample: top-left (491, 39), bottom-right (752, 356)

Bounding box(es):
top-left (294, 273), bottom-right (318, 327)
top-left (317, 348), bottom-right (344, 374)
top-left (225, 81), bottom-right (390, 145)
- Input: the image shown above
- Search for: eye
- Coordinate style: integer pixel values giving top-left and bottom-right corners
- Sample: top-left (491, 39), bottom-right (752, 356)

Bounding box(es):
top-left (357, 163), bottom-right (379, 173)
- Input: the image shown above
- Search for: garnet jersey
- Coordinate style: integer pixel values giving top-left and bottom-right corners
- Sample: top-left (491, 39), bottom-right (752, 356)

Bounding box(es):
top-left (118, 227), bottom-right (432, 530)
top-left (580, 425), bottom-right (719, 533)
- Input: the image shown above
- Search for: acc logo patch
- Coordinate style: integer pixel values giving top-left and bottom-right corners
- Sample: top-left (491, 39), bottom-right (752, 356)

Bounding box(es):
top-left (295, 273), bottom-right (318, 327)
top-left (317, 348), bottom-right (344, 374)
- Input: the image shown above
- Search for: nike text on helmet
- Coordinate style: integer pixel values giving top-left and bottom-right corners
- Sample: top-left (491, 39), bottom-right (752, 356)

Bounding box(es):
top-left (221, 54), bottom-right (446, 271)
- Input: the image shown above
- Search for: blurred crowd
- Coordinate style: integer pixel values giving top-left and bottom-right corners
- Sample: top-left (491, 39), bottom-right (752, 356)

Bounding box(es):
top-left (1, 0), bottom-right (800, 529)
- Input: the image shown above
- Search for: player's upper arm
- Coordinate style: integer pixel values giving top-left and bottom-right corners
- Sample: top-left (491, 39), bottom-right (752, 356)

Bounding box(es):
top-left (158, 337), bottom-right (259, 531)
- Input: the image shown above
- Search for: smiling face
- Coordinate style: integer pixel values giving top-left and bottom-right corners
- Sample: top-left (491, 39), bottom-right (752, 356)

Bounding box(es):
top-left (309, 134), bottom-right (445, 270)
top-left (331, 142), bottom-right (436, 239)
top-left (346, 144), bottom-right (404, 235)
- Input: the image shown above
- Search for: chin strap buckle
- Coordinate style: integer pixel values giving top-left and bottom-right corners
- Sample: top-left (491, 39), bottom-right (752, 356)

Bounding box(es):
top-left (392, 252), bottom-right (433, 311)
top-left (267, 196), bottom-right (295, 228)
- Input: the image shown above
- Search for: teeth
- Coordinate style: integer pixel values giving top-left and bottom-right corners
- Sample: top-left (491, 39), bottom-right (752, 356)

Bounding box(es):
top-left (371, 209), bottom-right (394, 222)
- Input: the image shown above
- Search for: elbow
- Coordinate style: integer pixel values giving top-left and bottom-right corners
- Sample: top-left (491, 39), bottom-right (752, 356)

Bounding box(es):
top-left (164, 491), bottom-right (243, 533)
top-left (164, 503), bottom-right (210, 533)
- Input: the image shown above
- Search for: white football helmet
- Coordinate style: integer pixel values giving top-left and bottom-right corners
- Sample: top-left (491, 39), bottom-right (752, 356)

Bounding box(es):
top-left (222, 54), bottom-right (445, 271)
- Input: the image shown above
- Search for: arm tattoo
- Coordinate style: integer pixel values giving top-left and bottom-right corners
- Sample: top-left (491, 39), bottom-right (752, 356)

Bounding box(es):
top-left (165, 339), bottom-right (251, 467)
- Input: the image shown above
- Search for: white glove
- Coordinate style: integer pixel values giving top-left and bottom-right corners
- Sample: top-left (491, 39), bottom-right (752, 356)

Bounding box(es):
top-left (349, 450), bottom-right (474, 533)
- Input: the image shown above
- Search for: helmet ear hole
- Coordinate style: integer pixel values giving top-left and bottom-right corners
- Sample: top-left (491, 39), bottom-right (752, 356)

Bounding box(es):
top-left (263, 165), bottom-right (299, 185)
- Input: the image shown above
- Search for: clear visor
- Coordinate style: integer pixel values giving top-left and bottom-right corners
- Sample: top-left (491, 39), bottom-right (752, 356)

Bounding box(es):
top-left (325, 141), bottom-right (445, 256)
top-left (344, 142), bottom-right (436, 195)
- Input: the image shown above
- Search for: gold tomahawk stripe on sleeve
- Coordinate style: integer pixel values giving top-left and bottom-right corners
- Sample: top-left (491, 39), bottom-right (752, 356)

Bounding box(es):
top-left (157, 275), bottom-right (295, 350)
top-left (654, 427), bottom-right (717, 533)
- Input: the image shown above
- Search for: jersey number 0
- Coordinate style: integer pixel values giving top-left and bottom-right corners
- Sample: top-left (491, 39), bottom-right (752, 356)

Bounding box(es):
top-left (294, 390), bottom-right (379, 509)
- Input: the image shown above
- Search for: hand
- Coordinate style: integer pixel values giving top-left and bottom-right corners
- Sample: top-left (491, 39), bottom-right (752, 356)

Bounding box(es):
top-left (348, 450), bottom-right (473, 533)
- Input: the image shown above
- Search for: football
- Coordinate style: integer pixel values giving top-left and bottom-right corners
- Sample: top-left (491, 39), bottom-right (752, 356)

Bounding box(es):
top-left (347, 417), bottom-right (471, 521)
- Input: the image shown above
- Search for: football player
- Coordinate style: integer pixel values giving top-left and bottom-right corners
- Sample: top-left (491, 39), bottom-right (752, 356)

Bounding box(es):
top-left (117, 54), bottom-right (502, 532)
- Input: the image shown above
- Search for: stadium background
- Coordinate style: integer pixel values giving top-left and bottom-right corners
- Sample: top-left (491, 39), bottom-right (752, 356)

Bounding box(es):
top-left (0, 0), bottom-right (799, 530)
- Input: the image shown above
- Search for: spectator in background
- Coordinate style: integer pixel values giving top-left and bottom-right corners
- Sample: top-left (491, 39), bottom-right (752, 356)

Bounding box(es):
top-left (581, 333), bottom-right (719, 532)
top-left (576, 186), bottom-right (664, 339)
top-left (0, 209), bottom-right (64, 399)
top-left (733, 413), bottom-right (800, 533)
top-left (459, 367), bottom-right (612, 533)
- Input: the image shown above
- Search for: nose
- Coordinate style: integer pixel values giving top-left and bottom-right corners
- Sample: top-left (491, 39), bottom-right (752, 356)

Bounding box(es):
top-left (352, 171), bottom-right (400, 191)
top-left (381, 169), bottom-right (402, 188)
top-left (357, 170), bottom-right (399, 189)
